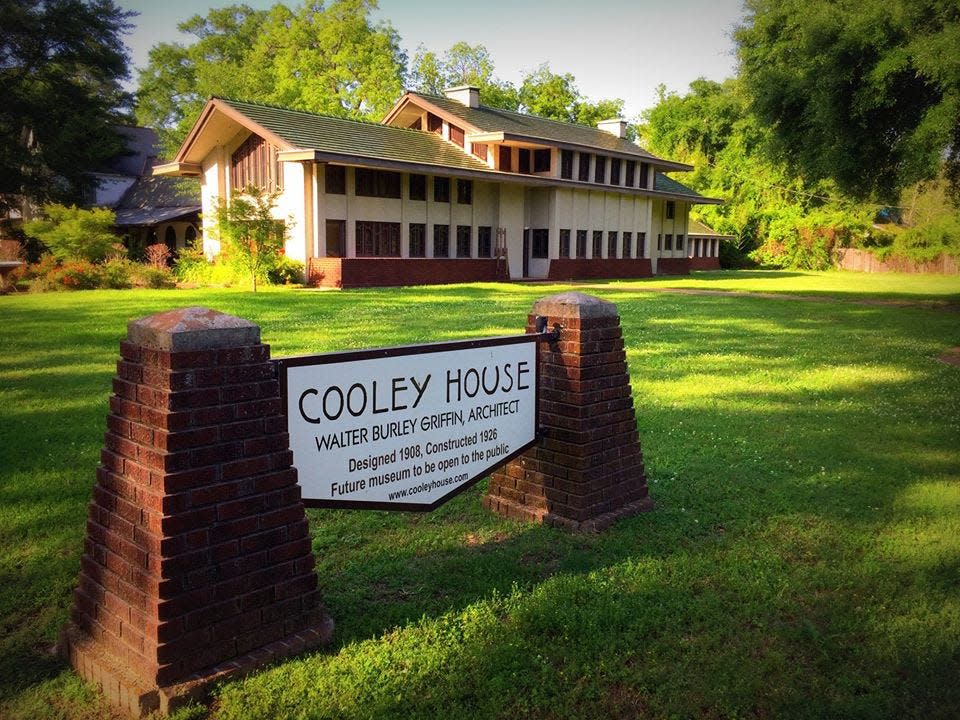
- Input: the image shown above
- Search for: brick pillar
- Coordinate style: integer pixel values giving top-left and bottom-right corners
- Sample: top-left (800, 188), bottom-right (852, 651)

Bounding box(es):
top-left (58, 307), bottom-right (333, 717)
top-left (483, 292), bottom-right (653, 531)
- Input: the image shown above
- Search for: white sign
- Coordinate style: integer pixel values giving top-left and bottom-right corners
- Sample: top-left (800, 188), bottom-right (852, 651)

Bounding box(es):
top-left (279, 337), bottom-right (538, 510)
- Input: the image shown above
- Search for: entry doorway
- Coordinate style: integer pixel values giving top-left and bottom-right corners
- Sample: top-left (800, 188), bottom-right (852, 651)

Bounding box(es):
top-left (326, 219), bottom-right (345, 257)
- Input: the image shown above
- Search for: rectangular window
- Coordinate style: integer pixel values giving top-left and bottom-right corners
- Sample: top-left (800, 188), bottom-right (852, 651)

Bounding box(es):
top-left (592, 230), bottom-right (603, 258)
top-left (457, 179), bottom-right (472, 204)
top-left (560, 150), bottom-right (573, 179)
top-left (354, 168), bottom-right (401, 199)
top-left (531, 228), bottom-right (549, 258)
top-left (409, 223), bottom-right (426, 257)
top-left (657, 234), bottom-right (662, 251)
top-left (594, 156), bottom-right (606, 183)
top-left (355, 221), bottom-right (400, 257)
top-left (434, 177), bottom-right (450, 203)
top-left (640, 162), bottom-right (650, 188)
top-left (408, 173), bottom-right (426, 201)
top-left (533, 149), bottom-right (551, 173)
top-left (433, 224), bottom-right (449, 257)
top-left (519, 148), bottom-right (531, 174)
top-left (449, 124), bottom-right (465, 147)
top-left (666, 201), bottom-right (675, 219)
top-left (472, 142), bottom-right (487, 160)
top-left (576, 230), bottom-right (587, 258)
top-left (665, 233), bottom-right (673, 250)
top-left (610, 157), bottom-right (621, 186)
top-left (559, 229), bottom-right (571, 258)
top-left (456, 225), bottom-right (471, 257)
top-left (622, 231), bottom-right (632, 258)
top-left (625, 160), bottom-right (636, 187)
top-left (578, 153), bottom-right (591, 181)
top-left (478, 226), bottom-right (492, 257)
top-left (608, 231), bottom-right (618, 258)
top-left (638, 231), bottom-right (646, 257)
top-left (499, 145), bottom-right (512, 171)
top-left (325, 164), bottom-right (345, 195)
top-left (427, 113), bottom-right (442, 134)
top-left (676, 234), bottom-right (684, 252)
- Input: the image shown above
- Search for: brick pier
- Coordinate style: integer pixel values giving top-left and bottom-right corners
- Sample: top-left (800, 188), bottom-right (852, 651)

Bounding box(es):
top-left (59, 307), bottom-right (333, 717)
top-left (483, 292), bottom-right (653, 530)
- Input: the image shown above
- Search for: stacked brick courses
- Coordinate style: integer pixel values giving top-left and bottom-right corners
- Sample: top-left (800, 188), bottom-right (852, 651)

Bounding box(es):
top-left (483, 292), bottom-right (653, 531)
top-left (59, 307), bottom-right (332, 717)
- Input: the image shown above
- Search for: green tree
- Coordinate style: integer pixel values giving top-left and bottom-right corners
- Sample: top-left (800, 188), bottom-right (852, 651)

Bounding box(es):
top-left (518, 64), bottom-right (627, 131)
top-left (136, 0), bottom-right (406, 154)
top-left (409, 42), bottom-right (519, 110)
top-left (215, 187), bottom-right (288, 292)
top-left (0, 0), bottom-right (133, 212)
top-left (24, 204), bottom-right (119, 263)
top-left (736, 0), bottom-right (960, 202)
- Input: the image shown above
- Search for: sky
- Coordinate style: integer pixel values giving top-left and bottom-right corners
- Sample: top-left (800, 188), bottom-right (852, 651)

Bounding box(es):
top-left (116, 0), bottom-right (747, 119)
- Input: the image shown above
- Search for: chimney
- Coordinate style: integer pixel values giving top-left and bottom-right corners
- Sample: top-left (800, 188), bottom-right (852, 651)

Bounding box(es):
top-left (444, 85), bottom-right (480, 109)
top-left (597, 118), bottom-right (628, 139)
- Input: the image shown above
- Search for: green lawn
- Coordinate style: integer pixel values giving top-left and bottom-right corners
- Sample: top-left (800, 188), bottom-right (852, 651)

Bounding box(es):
top-left (1, 270), bottom-right (958, 719)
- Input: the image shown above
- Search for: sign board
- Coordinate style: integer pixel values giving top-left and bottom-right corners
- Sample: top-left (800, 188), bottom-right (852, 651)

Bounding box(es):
top-left (277, 335), bottom-right (538, 510)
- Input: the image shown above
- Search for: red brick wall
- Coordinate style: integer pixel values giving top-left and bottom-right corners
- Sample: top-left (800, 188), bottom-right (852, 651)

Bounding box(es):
top-left (688, 256), bottom-right (721, 271)
top-left (656, 257), bottom-right (691, 275)
top-left (309, 258), bottom-right (504, 288)
top-left (547, 258), bottom-right (653, 281)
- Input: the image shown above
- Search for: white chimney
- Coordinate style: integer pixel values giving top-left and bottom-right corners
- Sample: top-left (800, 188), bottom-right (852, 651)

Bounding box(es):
top-left (597, 118), bottom-right (628, 139)
top-left (444, 85), bottom-right (480, 108)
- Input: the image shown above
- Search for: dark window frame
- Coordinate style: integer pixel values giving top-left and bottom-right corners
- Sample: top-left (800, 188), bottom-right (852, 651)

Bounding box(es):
top-left (433, 224), bottom-right (450, 258)
top-left (456, 225), bottom-right (471, 258)
top-left (592, 230), bottom-right (603, 258)
top-left (576, 230), bottom-right (587, 258)
top-left (354, 168), bottom-right (401, 199)
top-left (533, 148), bottom-right (551, 173)
top-left (408, 173), bottom-right (426, 201)
top-left (665, 233), bottom-right (673, 250)
top-left (559, 228), bottom-right (571, 258)
top-left (325, 164), bottom-right (345, 195)
top-left (409, 223), bottom-right (426, 257)
top-left (456, 179), bottom-right (472, 205)
top-left (609, 157), bottom-right (622, 186)
top-left (519, 148), bottom-right (531, 174)
top-left (578, 153), bottom-right (591, 182)
top-left (355, 220), bottom-right (401, 257)
top-left (622, 231), bottom-right (632, 258)
top-left (560, 150), bottom-right (574, 179)
top-left (449, 124), bottom-right (465, 147)
top-left (666, 201), bottom-right (676, 220)
top-left (531, 228), bottom-right (549, 259)
top-left (594, 155), bottom-right (606, 184)
top-left (625, 160), bottom-right (636, 187)
top-left (478, 226), bottom-right (492, 257)
top-left (608, 231), bottom-right (618, 258)
top-left (433, 177), bottom-right (450, 203)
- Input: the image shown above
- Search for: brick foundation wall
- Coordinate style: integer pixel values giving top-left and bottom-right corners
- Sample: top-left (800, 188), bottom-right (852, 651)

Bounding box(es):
top-left (59, 307), bottom-right (332, 717)
top-left (309, 258), bottom-right (504, 288)
top-left (547, 258), bottom-right (653, 281)
top-left (483, 292), bottom-right (653, 531)
top-left (656, 257), bottom-right (691, 275)
top-left (688, 256), bottom-right (721, 271)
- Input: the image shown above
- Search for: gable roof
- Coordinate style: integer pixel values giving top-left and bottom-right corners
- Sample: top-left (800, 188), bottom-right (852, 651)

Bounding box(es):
top-left (157, 98), bottom-right (719, 204)
top-left (687, 219), bottom-right (736, 239)
top-left (213, 98), bottom-right (493, 173)
top-left (114, 175), bottom-right (200, 227)
top-left (94, 126), bottom-right (159, 177)
top-left (387, 92), bottom-right (690, 170)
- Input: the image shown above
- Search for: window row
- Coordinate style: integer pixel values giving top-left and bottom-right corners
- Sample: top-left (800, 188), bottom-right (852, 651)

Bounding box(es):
top-left (690, 237), bottom-right (720, 257)
top-left (560, 150), bottom-right (651, 190)
top-left (325, 165), bottom-right (473, 204)
top-left (350, 221), bottom-right (495, 258)
top-left (231, 134), bottom-right (284, 192)
top-left (655, 233), bottom-right (686, 252)
top-left (556, 229), bottom-right (648, 259)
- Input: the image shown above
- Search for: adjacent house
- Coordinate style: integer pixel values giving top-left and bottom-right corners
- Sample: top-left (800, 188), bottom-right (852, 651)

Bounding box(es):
top-left (88, 126), bottom-right (201, 256)
top-left (686, 220), bottom-right (735, 270)
top-left (156, 86), bottom-right (721, 287)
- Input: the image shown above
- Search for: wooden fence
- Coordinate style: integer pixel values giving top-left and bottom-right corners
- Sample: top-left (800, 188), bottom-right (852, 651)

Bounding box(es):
top-left (835, 248), bottom-right (958, 274)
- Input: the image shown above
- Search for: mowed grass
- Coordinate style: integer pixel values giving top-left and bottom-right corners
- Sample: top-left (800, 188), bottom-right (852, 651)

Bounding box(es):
top-left (1, 270), bottom-right (958, 719)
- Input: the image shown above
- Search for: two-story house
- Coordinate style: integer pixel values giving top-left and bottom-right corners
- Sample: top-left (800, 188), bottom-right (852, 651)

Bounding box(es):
top-left (155, 86), bottom-right (721, 287)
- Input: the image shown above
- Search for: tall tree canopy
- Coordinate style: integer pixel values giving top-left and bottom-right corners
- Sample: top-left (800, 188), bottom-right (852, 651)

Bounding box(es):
top-left (0, 0), bottom-right (133, 211)
top-left (518, 64), bottom-right (626, 128)
top-left (409, 42), bottom-right (519, 111)
top-left (736, 0), bottom-right (960, 202)
top-left (136, 0), bottom-right (406, 153)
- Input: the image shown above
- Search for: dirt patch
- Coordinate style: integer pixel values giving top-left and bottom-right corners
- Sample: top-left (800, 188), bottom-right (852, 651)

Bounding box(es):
top-left (936, 347), bottom-right (960, 366)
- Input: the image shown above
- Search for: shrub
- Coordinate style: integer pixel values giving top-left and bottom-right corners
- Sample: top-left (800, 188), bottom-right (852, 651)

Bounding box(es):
top-left (145, 243), bottom-right (172, 269)
top-left (23, 204), bottom-right (119, 263)
top-left (100, 258), bottom-right (134, 289)
top-left (268, 256), bottom-right (305, 285)
top-left (132, 265), bottom-right (176, 289)
top-left (893, 213), bottom-right (960, 262)
top-left (49, 260), bottom-right (103, 290)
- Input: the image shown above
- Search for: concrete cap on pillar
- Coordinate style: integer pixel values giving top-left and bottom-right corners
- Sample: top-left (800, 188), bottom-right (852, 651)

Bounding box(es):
top-left (127, 306), bottom-right (260, 351)
top-left (532, 292), bottom-right (617, 320)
